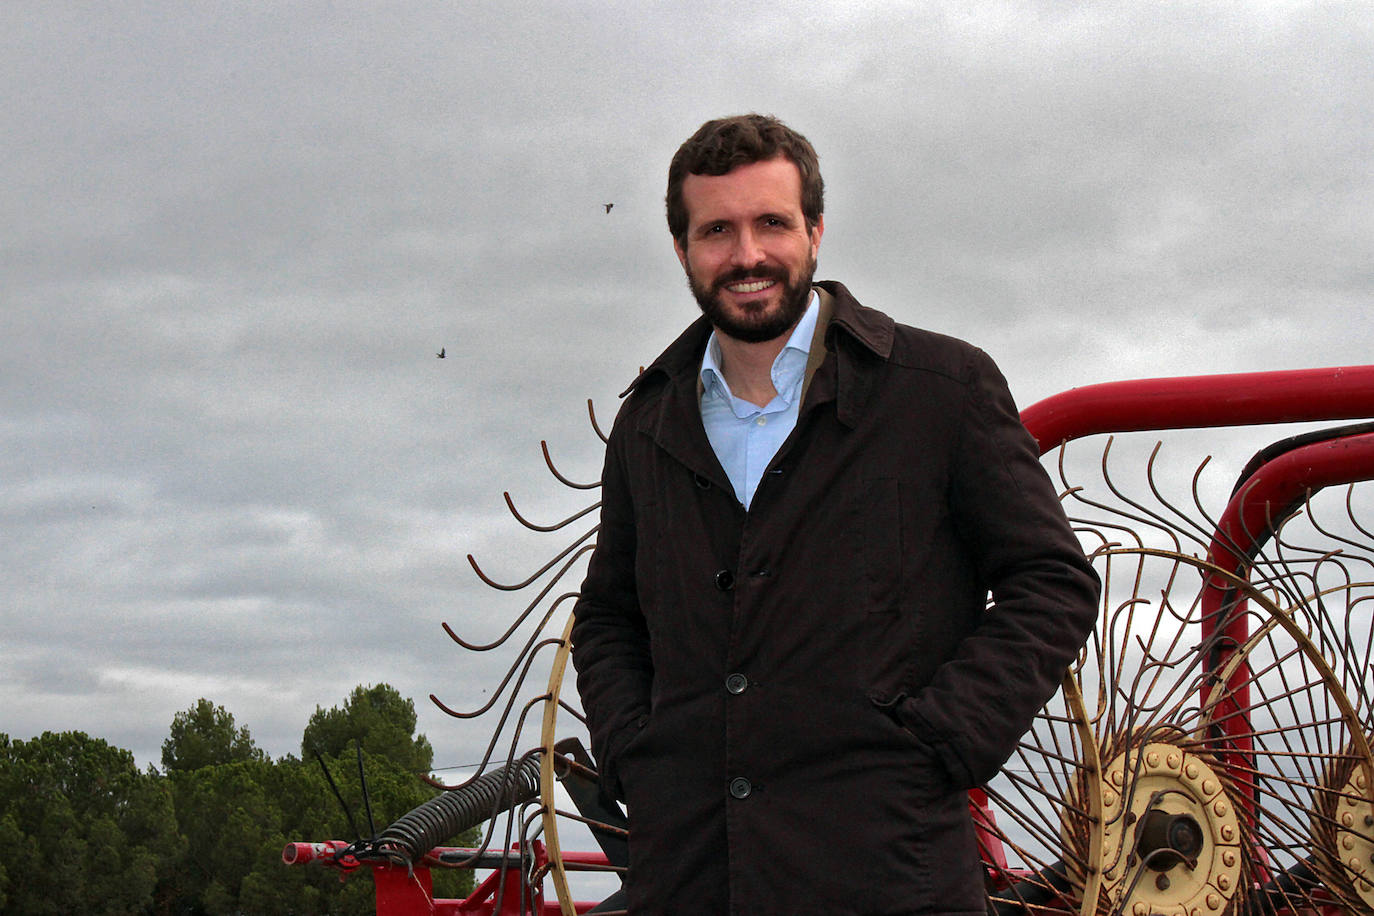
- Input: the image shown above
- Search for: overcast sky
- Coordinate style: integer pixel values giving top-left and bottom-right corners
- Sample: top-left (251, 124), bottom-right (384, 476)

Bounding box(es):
top-left (4, 0), bottom-right (1372, 803)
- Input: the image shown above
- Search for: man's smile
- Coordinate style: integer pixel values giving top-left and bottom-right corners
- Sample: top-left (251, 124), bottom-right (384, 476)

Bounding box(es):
top-left (725, 278), bottom-right (778, 294)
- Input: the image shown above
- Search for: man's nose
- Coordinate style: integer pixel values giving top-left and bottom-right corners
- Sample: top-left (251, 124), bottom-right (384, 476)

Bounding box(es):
top-left (730, 228), bottom-right (765, 268)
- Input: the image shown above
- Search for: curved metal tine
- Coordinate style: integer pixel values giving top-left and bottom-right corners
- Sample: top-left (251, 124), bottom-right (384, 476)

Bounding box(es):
top-left (1070, 513), bottom-right (1151, 557)
top-left (1121, 607), bottom-right (1211, 728)
top-left (1100, 439), bottom-right (1207, 552)
top-left (434, 593), bottom-right (581, 719)
top-left (434, 697), bottom-right (551, 874)
top-left (1204, 476), bottom-right (1287, 582)
top-left (542, 440), bottom-right (600, 490)
top-left (1144, 442), bottom-right (1218, 550)
top-left (1088, 554), bottom-right (1132, 725)
top-left (1296, 574), bottom-right (1363, 669)
top-left (1346, 593), bottom-right (1374, 719)
top-left (468, 525), bottom-right (598, 592)
top-left (1251, 511), bottom-right (1327, 614)
top-left (587, 398), bottom-right (609, 445)
top-left (988, 771), bottom-right (1085, 854)
top-left (455, 713), bottom-right (549, 881)
top-left (425, 742), bottom-right (542, 874)
top-left (521, 802), bottom-right (550, 884)
top-left (1305, 485), bottom-right (1374, 563)
top-left (1072, 521), bottom-right (1117, 561)
top-left (1298, 576), bottom-right (1374, 720)
top-left (1103, 551), bottom-right (1198, 718)
top-left (1187, 451), bottom-right (1232, 556)
top-left (449, 549), bottom-right (594, 651)
top-left (428, 636), bottom-right (568, 785)
top-left (504, 490), bottom-right (600, 533)
top-left (1061, 439), bottom-right (1184, 555)
top-left (557, 696), bottom-right (588, 727)
top-left (1266, 510), bottom-right (1353, 649)
top-left (1348, 484), bottom-right (1374, 542)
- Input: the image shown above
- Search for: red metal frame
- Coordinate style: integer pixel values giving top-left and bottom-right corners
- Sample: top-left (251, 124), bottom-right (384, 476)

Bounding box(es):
top-left (1019, 365), bottom-right (1374, 452)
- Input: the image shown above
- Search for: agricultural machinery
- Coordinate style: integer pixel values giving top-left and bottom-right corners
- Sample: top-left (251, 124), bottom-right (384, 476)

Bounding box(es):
top-left (286, 364), bottom-right (1374, 916)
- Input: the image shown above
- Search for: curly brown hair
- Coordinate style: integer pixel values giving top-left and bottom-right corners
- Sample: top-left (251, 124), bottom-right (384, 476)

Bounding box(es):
top-left (665, 114), bottom-right (824, 246)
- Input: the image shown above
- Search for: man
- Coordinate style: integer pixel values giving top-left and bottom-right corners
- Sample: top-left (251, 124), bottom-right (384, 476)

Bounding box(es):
top-left (570, 114), bottom-right (1100, 915)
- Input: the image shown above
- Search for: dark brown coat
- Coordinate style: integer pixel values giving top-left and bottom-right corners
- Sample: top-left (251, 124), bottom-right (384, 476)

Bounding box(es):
top-left (571, 281), bottom-right (1100, 915)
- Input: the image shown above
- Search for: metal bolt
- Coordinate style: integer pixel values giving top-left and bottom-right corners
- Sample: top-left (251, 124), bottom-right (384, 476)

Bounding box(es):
top-left (1343, 812), bottom-right (1356, 827)
top-left (1156, 874), bottom-right (1171, 891)
top-left (1213, 799), bottom-right (1228, 816)
top-left (1223, 851), bottom-right (1237, 867)
top-left (1207, 893), bottom-right (1221, 910)
top-left (1365, 813), bottom-right (1373, 828)
top-left (1147, 751), bottom-right (1160, 768)
top-left (1344, 835), bottom-right (1355, 851)
top-left (1217, 874), bottom-right (1231, 892)
top-left (1221, 824), bottom-right (1236, 842)
top-left (1167, 752), bottom-right (1181, 770)
top-left (1202, 779), bottom-right (1217, 796)
top-left (1185, 763), bottom-right (1199, 779)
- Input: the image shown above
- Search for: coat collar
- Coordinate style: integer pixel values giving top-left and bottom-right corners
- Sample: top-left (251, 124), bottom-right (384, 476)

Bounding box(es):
top-left (623, 281), bottom-right (894, 477)
top-left (624, 280), bottom-right (893, 397)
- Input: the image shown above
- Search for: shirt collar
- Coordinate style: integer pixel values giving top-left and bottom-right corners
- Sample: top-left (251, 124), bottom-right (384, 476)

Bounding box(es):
top-left (700, 290), bottom-right (820, 403)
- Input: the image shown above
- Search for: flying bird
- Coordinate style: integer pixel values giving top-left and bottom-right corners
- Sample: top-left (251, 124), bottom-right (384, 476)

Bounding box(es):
top-left (436, 347), bottom-right (445, 359)
top-left (604, 203), bottom-right (614, 213)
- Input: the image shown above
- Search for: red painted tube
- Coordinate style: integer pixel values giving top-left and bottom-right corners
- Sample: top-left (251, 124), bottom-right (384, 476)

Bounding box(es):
top-left (1196, 431), bottom-right (1374, 839)
top-left (282, 839), bottom-right (353, 866)
top-left (1020, 365), bottom-right (1374, 454)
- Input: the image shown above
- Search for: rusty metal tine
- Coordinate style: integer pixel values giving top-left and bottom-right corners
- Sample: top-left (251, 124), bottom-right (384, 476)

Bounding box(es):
top-left (467, 526), bottom-right (597, 591)
top-left (541, 440), bottom-right (599, 490)
top-left (587, 398), bottom-right (609, 444)
top-left (504, 491), bottom-right (601, 533)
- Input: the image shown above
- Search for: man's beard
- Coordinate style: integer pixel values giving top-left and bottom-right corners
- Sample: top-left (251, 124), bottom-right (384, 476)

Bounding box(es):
top-left (687, 257), bottom-right (816, 343)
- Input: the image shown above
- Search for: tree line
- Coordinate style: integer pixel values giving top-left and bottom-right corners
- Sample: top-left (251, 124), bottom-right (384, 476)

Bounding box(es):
top-left (0, 683), bottom-right (477, 914)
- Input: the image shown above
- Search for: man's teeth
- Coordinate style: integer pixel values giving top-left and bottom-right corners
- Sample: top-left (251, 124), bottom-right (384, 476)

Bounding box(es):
top-left (729, 279), bottom-right (775, 293)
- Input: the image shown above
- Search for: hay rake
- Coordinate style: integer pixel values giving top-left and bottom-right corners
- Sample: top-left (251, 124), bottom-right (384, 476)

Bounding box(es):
top-left (286, 364), bottom-right (1374, 916)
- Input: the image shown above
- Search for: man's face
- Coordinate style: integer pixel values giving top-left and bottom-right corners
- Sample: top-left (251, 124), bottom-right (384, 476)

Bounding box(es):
top-left (674, 156), bottom-right (824, 344)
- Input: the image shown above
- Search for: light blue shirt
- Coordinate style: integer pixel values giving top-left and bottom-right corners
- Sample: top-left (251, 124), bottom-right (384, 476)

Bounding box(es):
top-left (699, 292), bottom-right (819, 509)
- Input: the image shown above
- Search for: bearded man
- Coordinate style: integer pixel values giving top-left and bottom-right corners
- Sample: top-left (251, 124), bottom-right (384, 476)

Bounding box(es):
top-left (570, 113), bottom-right (1100, 915)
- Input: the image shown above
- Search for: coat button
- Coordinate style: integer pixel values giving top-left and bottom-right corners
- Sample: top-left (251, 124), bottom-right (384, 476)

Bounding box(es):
top-left (725, 673), bottom-right (749, 695)
top-left (714, 569), bottom-right (735, 591)
top-left (729, 777), bottom-right (752, 799)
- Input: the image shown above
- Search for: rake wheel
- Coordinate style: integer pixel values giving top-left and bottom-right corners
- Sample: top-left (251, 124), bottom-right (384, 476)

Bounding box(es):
top-left (1061, 548), bottom-right (1374, 916)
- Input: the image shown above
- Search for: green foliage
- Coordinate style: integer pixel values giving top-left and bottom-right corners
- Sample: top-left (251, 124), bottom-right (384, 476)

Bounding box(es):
top-left (1, 686), bottom-right (476, 914)
top-left (0, 731), bottom-right (180, 915)
top-left (161, 698), bottom-right (266, 773)
top-left (302, 683), bottom-right (434, 774)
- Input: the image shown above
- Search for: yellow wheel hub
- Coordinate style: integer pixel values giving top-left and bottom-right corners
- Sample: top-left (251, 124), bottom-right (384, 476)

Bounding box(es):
top-left (1099, 742), bottom-right (1242, 916)
top-left (1333, 767), bottom-right (1374, 907)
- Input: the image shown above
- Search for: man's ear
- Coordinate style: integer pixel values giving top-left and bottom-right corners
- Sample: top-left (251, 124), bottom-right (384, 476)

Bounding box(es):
top-left (809, 214), bottom-right (825, 258)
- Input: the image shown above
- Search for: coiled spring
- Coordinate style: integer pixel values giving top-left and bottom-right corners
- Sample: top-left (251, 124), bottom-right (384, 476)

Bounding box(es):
top-left (378, 753), bottom-right (544, 862)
